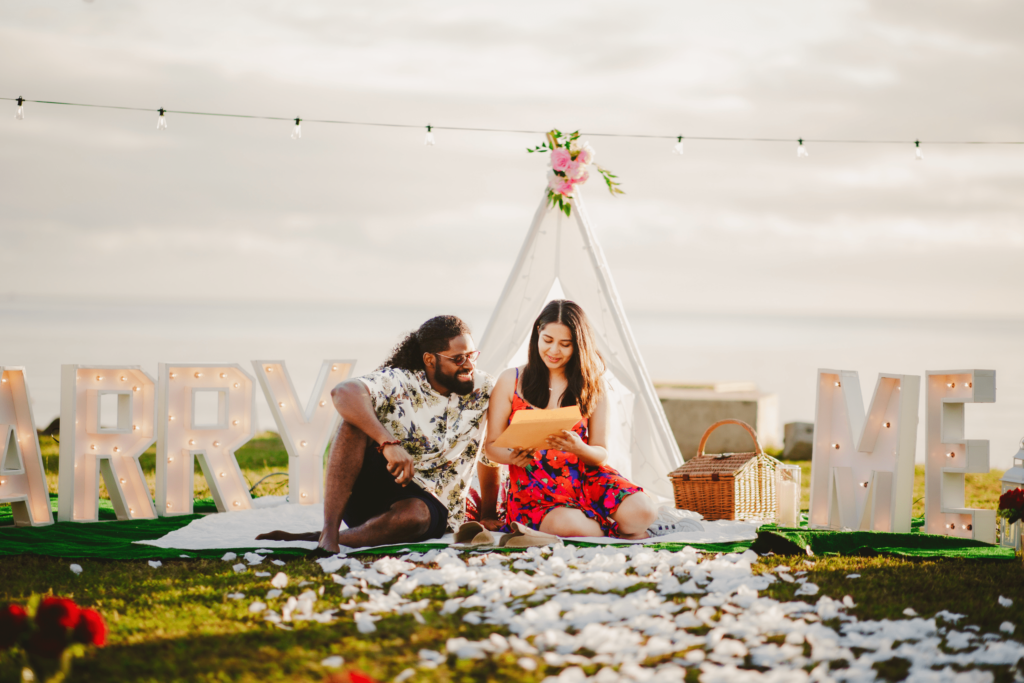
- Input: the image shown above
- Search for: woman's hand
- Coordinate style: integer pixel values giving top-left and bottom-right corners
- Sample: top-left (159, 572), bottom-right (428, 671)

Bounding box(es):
top-left (508, 448), bottom-right (537, 468)
top-left (546, 429), bottom-right (585, 455)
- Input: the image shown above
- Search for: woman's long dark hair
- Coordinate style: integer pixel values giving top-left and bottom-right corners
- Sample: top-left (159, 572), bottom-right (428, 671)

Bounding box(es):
top-left (521, 300), bottom-right (604, 417)
top-left (381, 315), bottom-right (472, 371)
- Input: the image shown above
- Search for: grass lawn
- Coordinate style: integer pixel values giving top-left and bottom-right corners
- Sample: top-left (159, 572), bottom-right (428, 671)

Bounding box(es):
top-left (1, 436), bottom-right (1021, 682)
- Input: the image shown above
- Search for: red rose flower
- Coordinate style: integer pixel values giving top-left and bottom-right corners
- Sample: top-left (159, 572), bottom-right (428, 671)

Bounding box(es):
top-left (73, 608), bottom-right (106, 647)
top-left (347, 670), bottom-right (381, 683)
top-left (0, 604), bottom-right (29, 650)
top-left (35, 597), bottom-right (80, 636)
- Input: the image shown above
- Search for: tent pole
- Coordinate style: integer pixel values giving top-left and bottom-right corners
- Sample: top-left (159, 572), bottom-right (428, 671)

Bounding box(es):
top-left (570, 193), bottom-right (684, 468)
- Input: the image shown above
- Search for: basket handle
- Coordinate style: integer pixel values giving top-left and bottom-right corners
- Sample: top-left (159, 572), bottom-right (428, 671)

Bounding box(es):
top-left (696, 419), bottom-right (763, 458)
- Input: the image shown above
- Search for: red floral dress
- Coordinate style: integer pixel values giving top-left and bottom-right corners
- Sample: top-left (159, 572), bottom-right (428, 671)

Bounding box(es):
top-left (504, 371), bottom-right (642, 537)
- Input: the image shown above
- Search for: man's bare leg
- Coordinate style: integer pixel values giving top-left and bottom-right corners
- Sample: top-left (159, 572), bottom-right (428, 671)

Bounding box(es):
top-left (255, 420), bottom-right (367, 551)
top-left (256, 498), bottom-right (432, 547)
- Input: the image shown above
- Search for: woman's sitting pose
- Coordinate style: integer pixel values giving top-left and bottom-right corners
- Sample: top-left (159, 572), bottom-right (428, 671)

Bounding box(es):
top-left (477, 299), bottom-right (694, 539)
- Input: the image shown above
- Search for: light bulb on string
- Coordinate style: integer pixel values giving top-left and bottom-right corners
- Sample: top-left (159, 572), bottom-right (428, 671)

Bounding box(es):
top-left (915, 140), bottom-right (923, 161)
top-left (424, 124), bottom-right (435, 146)
top-left (157, 108), bottom-right (168, 131)
top-left (672, 136), bottom-right (684, 155)
top-left (291, 117), bottom-right (302, 140)
top-left (15, 97), bottom-right (24, 120)
top-left (796, 138), bottom-right (808, 158)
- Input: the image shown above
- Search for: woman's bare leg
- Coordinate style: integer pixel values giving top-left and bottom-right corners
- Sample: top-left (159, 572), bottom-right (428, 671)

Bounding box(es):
top-left (538, 507), bottom-right (604, 538)
top-left (610, 492), bottom-right (658, 540)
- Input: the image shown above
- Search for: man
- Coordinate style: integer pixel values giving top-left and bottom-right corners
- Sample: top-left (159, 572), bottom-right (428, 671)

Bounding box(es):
top-left (257, 315), bottom-right (492, 553)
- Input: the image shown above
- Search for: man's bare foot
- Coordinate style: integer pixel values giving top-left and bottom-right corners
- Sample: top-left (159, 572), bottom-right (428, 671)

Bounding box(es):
top-left (254, 530), bottom-right (321, 542)
top-left (318, 525), bottom-right (341, 554)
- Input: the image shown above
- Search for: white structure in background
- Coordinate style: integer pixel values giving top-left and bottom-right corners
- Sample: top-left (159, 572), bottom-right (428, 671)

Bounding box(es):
top-left (924, 369), bottom-right (996, 542)
top-left (156, 363), bottom-right (256, 516)
top-left (57, 366), bottom-right (157, 522)
top-left (1000, 438), bottom-right (1024, 551)
top-left (809, 370), bottom-right (919, 533)
top-left (477, 191), bottom-right (682, 499)
top-left (0, 367), bottom-right (52, 526)
top-left (253, 360), bottom-right (353, 505)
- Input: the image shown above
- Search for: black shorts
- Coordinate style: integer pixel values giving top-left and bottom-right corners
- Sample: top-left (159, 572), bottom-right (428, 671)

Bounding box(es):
top-left (342, 441), bottom-right (449, 542)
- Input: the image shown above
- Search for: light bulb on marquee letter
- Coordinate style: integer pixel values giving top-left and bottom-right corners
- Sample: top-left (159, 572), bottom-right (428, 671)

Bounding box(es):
top-left (924, 369), bottom-right (996, 542)
top-left (58, 366), bottom-right (158, 522)
top-left (0, 367), bottom-right (52, 526)
top-left (253, 359), bottom-right (354, 505)
top-left (808, 369), bottom-right (920, 533)
top-left (156, 363), bottom-right (255, 515)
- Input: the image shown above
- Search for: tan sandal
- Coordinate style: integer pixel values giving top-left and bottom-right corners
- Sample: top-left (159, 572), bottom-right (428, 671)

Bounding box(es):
top-left (452, 521), bottom-right (496, 549)
top-left (498, 521), bottom-right (560, 548)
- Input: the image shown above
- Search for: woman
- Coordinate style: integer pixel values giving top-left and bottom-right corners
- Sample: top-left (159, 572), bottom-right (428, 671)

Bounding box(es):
top-left (478, 300), bottom-right (689, 539)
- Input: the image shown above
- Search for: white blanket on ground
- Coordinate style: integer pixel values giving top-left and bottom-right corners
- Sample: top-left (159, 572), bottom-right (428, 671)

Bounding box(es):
top-left (135, 498), bottom-right (759, 552)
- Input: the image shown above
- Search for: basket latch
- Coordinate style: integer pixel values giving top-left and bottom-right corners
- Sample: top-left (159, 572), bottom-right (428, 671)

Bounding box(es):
top-left (711, 473), bottom-right (720, 481)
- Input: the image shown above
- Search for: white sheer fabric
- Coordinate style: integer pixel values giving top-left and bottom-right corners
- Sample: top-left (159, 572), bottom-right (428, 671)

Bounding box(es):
top-left (478, 190), bottom-right (682, 498)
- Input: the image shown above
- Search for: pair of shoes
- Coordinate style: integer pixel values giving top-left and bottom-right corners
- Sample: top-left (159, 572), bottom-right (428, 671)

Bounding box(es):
top-left (647, 506), bottom-right (705, 537)
top-left (453, 522), bottom-right (497, 549)
top-left (498, 521), bottom-right (560, 548)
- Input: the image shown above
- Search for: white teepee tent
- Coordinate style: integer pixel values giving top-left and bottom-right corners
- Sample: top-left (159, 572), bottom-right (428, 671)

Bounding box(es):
top-left (478, 190), bottom-right (682, 498)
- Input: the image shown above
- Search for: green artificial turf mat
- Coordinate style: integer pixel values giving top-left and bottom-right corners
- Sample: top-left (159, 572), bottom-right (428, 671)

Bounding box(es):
top-left (753, 524), bottom-right (1016, 560)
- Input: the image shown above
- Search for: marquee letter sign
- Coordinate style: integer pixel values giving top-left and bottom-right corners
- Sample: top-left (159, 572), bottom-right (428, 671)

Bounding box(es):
top-left (253, 360), bottom-right (352, 505)
top-left (0, 367), bottom-right (53, 526)
top-left (57, 365), bottom-right (157, 522)
top-left (809, 369), bottom-right (919, 533)
top-left (156, 363), bottom-right (255, 515)
top-left (924, 369), bottom-right (996, 542)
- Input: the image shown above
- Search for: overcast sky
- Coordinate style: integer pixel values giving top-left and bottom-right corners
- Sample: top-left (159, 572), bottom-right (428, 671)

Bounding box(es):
top-left (2, 0), bottom-right (1023, 317)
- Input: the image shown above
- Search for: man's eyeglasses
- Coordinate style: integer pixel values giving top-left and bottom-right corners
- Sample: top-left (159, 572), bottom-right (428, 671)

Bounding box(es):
top-left (434, 350), bottom-right (482, 367)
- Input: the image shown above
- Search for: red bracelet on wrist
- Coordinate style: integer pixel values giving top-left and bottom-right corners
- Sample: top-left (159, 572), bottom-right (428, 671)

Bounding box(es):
top-left (376, 440), bottom-right (401, 454)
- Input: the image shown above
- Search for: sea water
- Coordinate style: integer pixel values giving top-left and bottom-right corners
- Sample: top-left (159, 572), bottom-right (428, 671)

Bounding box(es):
top-left (1, 298), bottom-right (1021, 469)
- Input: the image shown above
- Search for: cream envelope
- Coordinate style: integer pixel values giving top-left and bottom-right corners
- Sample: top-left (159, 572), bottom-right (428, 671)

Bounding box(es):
top-left (493, 405), bottom-right (583, 451)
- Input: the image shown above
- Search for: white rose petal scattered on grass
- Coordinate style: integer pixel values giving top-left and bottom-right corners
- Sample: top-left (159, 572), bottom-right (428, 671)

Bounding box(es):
top-left (1001, 622), bottom-right (1016, 635)
top-left (998, 596), bottom-right (1013, 607)
top-left (232, 563), bottom-right (247, 573)
top-left (244, 552), bottom-right (264, 565)
top-left (846, 573), bottom-right (860, 579)
top-left (394, 668), bottom-right (415, 682)
top-left (226, 593), bottom-right (245, 600)
top-left (249, 601), bottom-right (267, 613)
top-left (179, 554), bottom-right (191, 559)
top-left (320, 656), bottom-right (344, 668)
top-left (266, 589), bottom-right (283, 600)
top-left (271, 572), bottom-right (289, 589)
top-left (904, 607), bottom-right (919, 617)
top-left (271, 559), bottom-right (286, 566)
top-left (221, 552), bottom-right (237, 561)
top-left (69, 564), bottom-right (82, 575)
top-left (217, 543), bottom-right (1024, 681)
top-left (255, 572), bottom-right (270, 578)
top-left (148, 560), bottom-right (162, 569)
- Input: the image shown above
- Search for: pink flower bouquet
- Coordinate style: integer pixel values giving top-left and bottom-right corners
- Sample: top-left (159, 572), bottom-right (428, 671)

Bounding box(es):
top-left (528, 129), bottom-right (623, 217)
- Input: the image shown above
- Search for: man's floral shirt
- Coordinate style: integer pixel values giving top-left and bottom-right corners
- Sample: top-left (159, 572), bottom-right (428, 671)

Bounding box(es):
top-left (357, 367), bottom-right (493, 529)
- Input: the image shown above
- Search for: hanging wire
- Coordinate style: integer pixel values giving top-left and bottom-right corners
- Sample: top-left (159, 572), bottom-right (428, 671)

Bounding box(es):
top-left (2, 96), bottom-right (1023, 146)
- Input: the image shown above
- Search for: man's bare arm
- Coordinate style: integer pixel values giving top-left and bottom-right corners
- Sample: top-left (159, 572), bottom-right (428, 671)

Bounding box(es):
top-left (331, 380), bottom-right (413, 485)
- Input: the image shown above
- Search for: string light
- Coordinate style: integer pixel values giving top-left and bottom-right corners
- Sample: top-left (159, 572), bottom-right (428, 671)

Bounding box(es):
top-left (947, 382), bottom-right (955, 388)
top-left (915, 140), bottom-right (923, 160)
top-left (15, 96), bottom-right (24, 120)
top-left (859, 482), bottom-right (868, 488)
top-left (4, 97), bottom-right (1024, 155)
top-left (232, 420), bottom-right (239, 426)
top-left (300, 440), bottom-right (307, 448)
top-left (319, 400), bottom-right (326, 407)
top-left (278, 401), bottom-right (285, 408)
top-left (947, 451), bottom-right (956, 458)
top-left (194, 372), bottom-right (203, 378)
top-left (424, 124), bottom-right (435, 146)
top-left (265, 366), bottom-right (273, 373)
top-left (673, 136), bottom-right (684, 155)
top-left (883, 422), bottom-right (891, 428)
top-left (832, 443), bottom-right (840, 450)
top-left (220, 373), bottom-right (227, 379)
top-left (133, 385), bottom-right (140, 392)
top-left (120, 375), bottom-right (127, 382)
top-left (213, 440), bottom-right (220, 447)
top-left (797, 138), bottom-right (808, 158)
top-left (167, 456), bottom-right (174, 463)
top-left (291, 117), bottom-right (301, 140)
top-left (331, 365), bottom-right (338, 372)
top-left (834, 381), bottom-right (841, 387)
top-left (300, 492), bottom-right (307, 499)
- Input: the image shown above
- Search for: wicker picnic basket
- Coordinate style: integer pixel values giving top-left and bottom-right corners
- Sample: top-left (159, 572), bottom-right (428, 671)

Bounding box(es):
top-left (667, 419), bottom-right (781, 521)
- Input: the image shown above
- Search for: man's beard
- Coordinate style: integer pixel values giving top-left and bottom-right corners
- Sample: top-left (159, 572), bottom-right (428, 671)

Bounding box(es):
top-left (436, 365), bottom-right (475, 395)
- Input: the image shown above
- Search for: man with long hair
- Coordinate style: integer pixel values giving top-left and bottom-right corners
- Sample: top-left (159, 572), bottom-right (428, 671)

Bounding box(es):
top-left (257, 315), bottom-right (492, 553)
